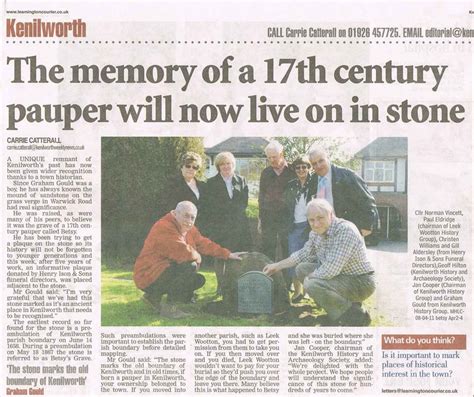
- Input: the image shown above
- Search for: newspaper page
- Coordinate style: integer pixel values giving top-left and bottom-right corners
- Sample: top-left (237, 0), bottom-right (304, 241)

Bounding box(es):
top-left (1, 1), bottom-right (473, 396)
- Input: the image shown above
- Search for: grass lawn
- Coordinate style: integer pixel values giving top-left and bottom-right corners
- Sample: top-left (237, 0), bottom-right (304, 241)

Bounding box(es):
top-left (101, 267), bottom-right (392, 327)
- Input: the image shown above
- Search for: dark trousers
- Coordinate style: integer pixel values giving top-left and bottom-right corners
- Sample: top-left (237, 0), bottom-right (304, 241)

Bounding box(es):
top-left (261, 217), bottom-right (289, 261)
top-left (261, 214), bottom-right (291, 289)
top-left (143, 262), bottom-right (205, 304)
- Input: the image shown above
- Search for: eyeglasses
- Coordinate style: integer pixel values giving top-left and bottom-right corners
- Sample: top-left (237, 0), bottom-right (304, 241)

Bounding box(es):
top-left (185, 164), bottom-right (200, 170)
top-left (295, 165), bottom-right (309, 170)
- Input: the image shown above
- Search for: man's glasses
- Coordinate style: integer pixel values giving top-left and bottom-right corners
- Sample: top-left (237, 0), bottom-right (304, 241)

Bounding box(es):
top-left (185, 164), bottom-right (200, 170)
top-left (295, 165), bottom-right (309, 170)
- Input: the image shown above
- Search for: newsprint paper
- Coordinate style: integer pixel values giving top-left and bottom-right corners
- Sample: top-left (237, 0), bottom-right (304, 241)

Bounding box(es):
top-left (1, 1), bottom-right (473, 396)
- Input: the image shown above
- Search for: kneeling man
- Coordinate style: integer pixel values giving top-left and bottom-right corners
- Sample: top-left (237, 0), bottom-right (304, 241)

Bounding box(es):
top-left (264, 199), bottom-right (375, 326)
top-left (134, 201), bottom-right (243, 319)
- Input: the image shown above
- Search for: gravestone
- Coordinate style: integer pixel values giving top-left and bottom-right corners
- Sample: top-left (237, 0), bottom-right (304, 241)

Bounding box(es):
top-left (205, 252), bottom-right (290, 316)
top-left (237, 271), bottom-right (273, 314)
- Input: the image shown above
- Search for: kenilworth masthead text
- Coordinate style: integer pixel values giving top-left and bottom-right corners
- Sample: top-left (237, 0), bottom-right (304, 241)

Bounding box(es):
top-left (6, 18), bottom-right (86, 37)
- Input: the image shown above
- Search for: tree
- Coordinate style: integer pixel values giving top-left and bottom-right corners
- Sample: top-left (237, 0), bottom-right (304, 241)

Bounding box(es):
top-left (273, 137), bottom-right (360, 169)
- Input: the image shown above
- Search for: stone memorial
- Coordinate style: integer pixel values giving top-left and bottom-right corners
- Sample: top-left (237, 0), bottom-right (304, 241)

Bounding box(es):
top-left (205, 252), bottom-right (290, 316)
top-left (237, 271), bottom-right (273, 314)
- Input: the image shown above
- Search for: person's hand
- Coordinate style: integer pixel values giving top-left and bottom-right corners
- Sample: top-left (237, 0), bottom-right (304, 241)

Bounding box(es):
top-left (194, 252), bottom-right (202, 265)
top-left (191, 261), bottom-right (200, 271)
top-left (228, 252), bottom-right (246, 261)
top-left (361, 229), bottom-right (372, 237)
top-left (257, 218), bottom-right (262, 234)
top-left (263, 263), bottom-right (279, 276)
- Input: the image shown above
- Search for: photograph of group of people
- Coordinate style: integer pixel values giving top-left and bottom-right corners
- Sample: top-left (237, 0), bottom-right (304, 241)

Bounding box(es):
top-left (102, 137), bottom-right (407, 326)
top-left (102, 136), bottom-right (407, 327)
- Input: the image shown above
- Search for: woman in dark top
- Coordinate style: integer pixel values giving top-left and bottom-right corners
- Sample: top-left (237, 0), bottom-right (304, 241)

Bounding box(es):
top-left (203, 151), bottom-right (252, 294)
top-left (158, 152), bottom-right (205, 226)
top-left (284, 155), bottom-right (312, 303)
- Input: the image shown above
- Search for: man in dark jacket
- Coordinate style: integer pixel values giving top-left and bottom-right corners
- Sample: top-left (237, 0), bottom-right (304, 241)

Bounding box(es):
top-left (258, 141), bottom-right (296, 261)
top-left (308, 147), bottom-right (378, 237)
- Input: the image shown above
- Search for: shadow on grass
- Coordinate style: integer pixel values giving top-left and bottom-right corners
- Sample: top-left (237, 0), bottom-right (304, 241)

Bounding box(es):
top-left (102, 268), bottom-right (392, 327)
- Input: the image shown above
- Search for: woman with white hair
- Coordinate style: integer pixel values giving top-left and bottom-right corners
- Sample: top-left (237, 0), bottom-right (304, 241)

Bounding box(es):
top-left (203, 152), bottom-right (252, 295)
